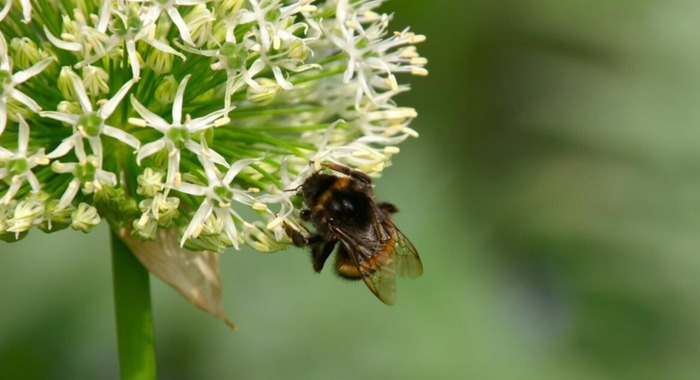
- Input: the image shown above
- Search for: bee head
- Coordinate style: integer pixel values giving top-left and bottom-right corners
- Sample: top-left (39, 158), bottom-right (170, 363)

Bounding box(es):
top-left (302, 172), bottom-right (337, 207)
top-left (326, 188), bottom-right (373, 226)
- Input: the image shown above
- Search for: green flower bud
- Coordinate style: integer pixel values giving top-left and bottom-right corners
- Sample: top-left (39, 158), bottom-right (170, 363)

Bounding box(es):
top-left (58, 67), bottom-right (78, 101)
top-left (82, 65), bottom-right (110, 97)
top-left (7, 198), bottom-right (45, 235)
top-left (247, 78), bottom-right (280, 105)
top-left (71, 202), bottom-right (101, 233)
top-left (11, 37), bottom-right (50, 70)
top-left (145, 43), bottom-right (174, 75)
top-left (155, 75), bottom-right (178, 105)
top-left (184, 4), bottom-right (214, 47)
top-left (39, 200), bottom-right (74, 233)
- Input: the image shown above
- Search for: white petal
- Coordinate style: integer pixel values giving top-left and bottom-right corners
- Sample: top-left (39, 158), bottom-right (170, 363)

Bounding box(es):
top-left (0, 181), bottom-right (20, 204)
top-left (248, 58), bottom-right (265, 77)
top-left (26, 171), bottom-right (41, 192)
top-left (20, 0), bottom-right (31, 22)
top-left (52, 161), bottom-right (77, 174)
top-left (88, 136), bottom-right (103, 162)
top-left (73, 135), bottom-right (87, 162)
top-left (198, 152), bottom-right (219, 184)
top-left (237, 9), bottom-right (257, 24)
top-left (58, 178), bottom-right (81, 209)
top-left (223, 158), bottom-right (261, 185)
top-left (0, 101), bottom-right (6, 136)
top-left (343, 58), bottom-right (356, 83)
top-left (173, 181), bottom-right (206, 196)
top-left (99, 79), bottom-right (134, 119)
top-left (96, 169), bottom-right (118, 186)
top-left (97, 0), bottom-right (111, 33)
top-left (43, 26), bottom-right (82, 51)
top-left (222, 210), bottom-right (240, 250)
top-left (104, 125), bottom-right (140, 149)
top-left (69, 73), bottom-right (92, 112)
top-left (185, 140), bottom-right (228, 167)
top-left (271, 65), bottom-right (293, 90)
top-left (147, 38), bottom-right (186, 60)
top-left (172, 74), bottom-right (191, 125)
top-left (12, 57), bottom-right (53, 84)
top-left (9, 89), bottom-right (41, 112)
top-left (47, 138), bottom-right (75, 159)
top-left (188, 106), bottom-right (235, 133)
top-left (0, 0), bottom-right (11, 22)
top-left (232, 189), bottom-right (255, 205)
top-left (174, 0), bottom-right (207, 6)
top-left (40, 111), bottom-right (79, 125)
top-left (126, 40), bottom-right (140, 80)
top-left (166, 150), bottom-right (181, 185)
top-left (136, 139), bottom-right (166, 164)
top-left (17, 114), bottom-right (29, 154)
top-left (167, 8), bottom-right (195, 46)
top-left (180, 199), bottom-right (213, 246)
top-left (130, 95), bottom-right (170, 131)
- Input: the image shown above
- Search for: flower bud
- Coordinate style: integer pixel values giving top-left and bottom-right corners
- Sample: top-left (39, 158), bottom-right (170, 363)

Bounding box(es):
top-left (58, 66), bottom-right (77, 100)
top-left (184, 4), bottom-right (214, 47)
top-left (146, 43), bottom-right (174, 75)
top-left (71, 202), bottom-right (101, 233)
top-left (247, 78), bottom-right (280, 105)
top-left (7, 198), bottom-right (45, 234)
top-left (155, 75), bottom-right (178, 105)
top-left (82, 65), bottom-right (110, 97)
top-left (11, 37), bottom-right (49, 70)
top-left (137, 168), bottom-right (165, 197)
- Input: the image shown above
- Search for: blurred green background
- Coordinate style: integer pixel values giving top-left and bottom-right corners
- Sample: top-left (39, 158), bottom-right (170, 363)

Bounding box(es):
top-left (3, 0), bottom-right (700, 379)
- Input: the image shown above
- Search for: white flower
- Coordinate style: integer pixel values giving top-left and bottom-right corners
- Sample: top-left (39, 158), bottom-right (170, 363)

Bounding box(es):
top-left (174, 155), bottom-right (260, 248)
top-left (322, 0), bottom-right (426, 104)
top-left (176, 33), bottom-right (263, 109)
top-left (0, 34), bottom-right (53, 135)
top-left (6, 197), bottom-right (45, 237)
top-left (41, 74), bottom-right (139, 164)
top-left (0, 115), bottom-right (49, 204)
top-left (130, 74), bottom-right (233, 185)
top-left (43, 4), bottom-right (114, 64)
top-left (136, 0), bottom-right (212, 46)
top-left (51, 155), bottom-right (117, 209)
top-left (238, 0), bottom-right (320, 90)
top-left (71, 202), bottom-right (101, 232)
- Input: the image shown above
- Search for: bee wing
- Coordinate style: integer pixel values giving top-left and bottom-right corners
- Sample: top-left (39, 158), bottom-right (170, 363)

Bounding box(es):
top-left (360, 258), bottom-right (397, 305)
top-left (356, 223), bottom-right (422, 305)
top-left (390, 224), bottom-right (423, 279)
top-left (331, 225), bottom-right (398, 305)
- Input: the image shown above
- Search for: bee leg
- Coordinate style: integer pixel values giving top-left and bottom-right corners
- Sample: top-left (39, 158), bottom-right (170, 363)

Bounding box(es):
top-left (312, 240), bottom-right (337, 272)
top-left (378, 202), bottom-right (399, 214)
top-left (284, 222), bottom-right (322, 247)
top-left (318, 162), bottom-right (373, 186)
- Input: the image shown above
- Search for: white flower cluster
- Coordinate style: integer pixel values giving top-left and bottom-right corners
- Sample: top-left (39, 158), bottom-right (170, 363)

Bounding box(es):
top-left (0, 0), bottom-right (426, 251)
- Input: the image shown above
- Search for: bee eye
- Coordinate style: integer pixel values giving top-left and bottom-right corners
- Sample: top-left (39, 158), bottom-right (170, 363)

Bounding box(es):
top-left (341, 199), bottom-right (354, 212)
top-left (330, 199), bottom-right (354, 214)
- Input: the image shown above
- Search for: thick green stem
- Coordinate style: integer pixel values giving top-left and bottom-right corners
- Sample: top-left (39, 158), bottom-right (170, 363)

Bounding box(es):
top-left (110, 230), bottom-right (157, 380)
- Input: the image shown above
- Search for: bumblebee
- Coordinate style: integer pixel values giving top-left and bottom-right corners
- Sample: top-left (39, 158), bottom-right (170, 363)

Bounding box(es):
top-left (285, 162), bottom-right (423, 305)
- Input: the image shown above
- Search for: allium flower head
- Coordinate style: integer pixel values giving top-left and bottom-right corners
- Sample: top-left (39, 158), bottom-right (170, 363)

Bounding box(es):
top-left (0, 0), bottom-right (426, 323)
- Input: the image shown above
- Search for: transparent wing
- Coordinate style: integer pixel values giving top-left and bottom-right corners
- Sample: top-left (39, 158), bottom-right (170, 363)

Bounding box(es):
top-left (333, 232), bottom-right (398, 306)
top-left (330, 223), bottom-right (419, 305)
top-left (390, 224), bottom-right (423, 279)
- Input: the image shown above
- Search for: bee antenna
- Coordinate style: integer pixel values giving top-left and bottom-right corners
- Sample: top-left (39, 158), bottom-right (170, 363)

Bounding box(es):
top-left (284, 184), bottom-right (303, 193)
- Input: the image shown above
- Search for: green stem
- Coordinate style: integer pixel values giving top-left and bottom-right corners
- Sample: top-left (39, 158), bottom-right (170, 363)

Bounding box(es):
top-left (110, 230), bottom-right (157, 380)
